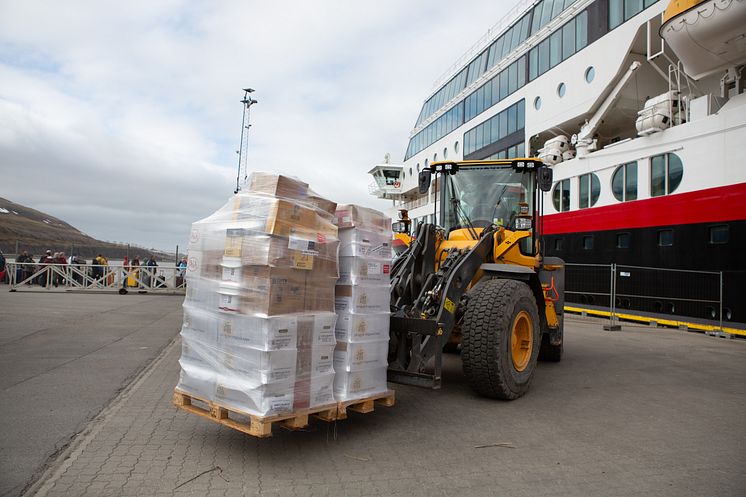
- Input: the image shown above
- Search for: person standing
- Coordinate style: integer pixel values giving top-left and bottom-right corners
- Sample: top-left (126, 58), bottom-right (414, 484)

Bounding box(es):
top-left (145, 255), bottom-right (158, 288)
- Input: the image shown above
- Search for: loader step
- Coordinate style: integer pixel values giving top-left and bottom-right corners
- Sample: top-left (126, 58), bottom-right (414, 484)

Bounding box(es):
top-left (172, 389), bottom-right (395, 438)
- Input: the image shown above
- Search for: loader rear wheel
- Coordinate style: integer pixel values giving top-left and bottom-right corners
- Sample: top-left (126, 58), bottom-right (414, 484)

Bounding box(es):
top-left (461, 279), bottom-right (540, 399)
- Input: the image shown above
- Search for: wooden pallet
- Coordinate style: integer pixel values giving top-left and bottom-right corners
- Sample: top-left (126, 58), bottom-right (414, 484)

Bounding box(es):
top-left (172, 389), bottom-right (395, 438)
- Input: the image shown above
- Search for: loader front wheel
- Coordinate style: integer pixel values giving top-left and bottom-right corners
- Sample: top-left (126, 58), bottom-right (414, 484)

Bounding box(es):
top-left (461, 279), bottom-right (540, 399)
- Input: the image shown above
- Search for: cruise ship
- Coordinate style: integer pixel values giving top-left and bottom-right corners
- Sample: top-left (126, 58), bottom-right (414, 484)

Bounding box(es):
top-left (369, 0), bottom-right (746, 323)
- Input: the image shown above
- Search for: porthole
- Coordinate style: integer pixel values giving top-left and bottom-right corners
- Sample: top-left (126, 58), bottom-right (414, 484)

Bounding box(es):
top-left (416, 163), bottom-right (420, 173)
top-left (433, 153), bottom-right (438, 162)
top-left (409, 167), bottom-right (412, 176)
top-left (443, 147), bottom-right (448, 159)
top-left (454, 141), bottom-right (460, 153)
top-left (557, 82), bottom-right (566, 98)
top-left (534, 96), bottom-right (542, 110)
top-left (585, 66), bottom-right (595, 83)
top-left (424, 159), bottom-right (429, 168)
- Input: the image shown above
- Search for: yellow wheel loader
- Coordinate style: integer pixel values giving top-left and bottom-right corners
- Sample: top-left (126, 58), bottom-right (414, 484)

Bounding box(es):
top-left (389, 159), bottom-right (564, 399)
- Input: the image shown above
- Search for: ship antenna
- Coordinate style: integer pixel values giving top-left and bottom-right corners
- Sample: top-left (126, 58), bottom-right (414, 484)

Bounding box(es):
top-left (234, 88), bottom-right (258, 194)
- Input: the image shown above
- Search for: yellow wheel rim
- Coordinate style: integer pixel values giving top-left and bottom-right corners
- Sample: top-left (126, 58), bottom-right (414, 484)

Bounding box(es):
top-left (511, 311), bottom-right (533, 372)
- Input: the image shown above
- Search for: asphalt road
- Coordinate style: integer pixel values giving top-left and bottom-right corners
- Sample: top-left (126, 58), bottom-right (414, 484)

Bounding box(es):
top-left (0, 290), bottom-right (184, 497)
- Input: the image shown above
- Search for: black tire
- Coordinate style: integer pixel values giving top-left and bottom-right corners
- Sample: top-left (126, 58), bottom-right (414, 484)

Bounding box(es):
top-left (461, 278), bottom-right (540, 400)
top-left (539, 315), bottom-right (563, 362)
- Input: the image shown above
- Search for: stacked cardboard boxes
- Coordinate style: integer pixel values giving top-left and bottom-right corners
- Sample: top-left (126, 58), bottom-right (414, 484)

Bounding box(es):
top-left (176, 173), bottom-right (340, 417)
top-left (333, 205), bottom-right (392, 401)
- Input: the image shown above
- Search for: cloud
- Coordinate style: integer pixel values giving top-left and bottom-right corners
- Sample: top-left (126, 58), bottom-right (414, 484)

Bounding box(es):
top-left (0, 0), bottom-right (511, 250)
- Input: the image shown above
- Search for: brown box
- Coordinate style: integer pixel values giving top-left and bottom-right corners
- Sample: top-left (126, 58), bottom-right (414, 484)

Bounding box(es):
top-left (304, 274), bottom-right (337, 312)
top-left (307, 193), bottom-right (337, 216)
top-left (334, 204), bottom-right (391, 232)
top-left (228, 196), bottom-right (317, 237)
top-left (218, 267), bottom-right (305, 316)
top-left (247, 172), bottom-right (308, 200)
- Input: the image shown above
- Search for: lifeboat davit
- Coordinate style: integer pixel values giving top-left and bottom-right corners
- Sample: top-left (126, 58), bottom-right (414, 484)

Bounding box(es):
top-left (660, 0), bottom-right (746, 80)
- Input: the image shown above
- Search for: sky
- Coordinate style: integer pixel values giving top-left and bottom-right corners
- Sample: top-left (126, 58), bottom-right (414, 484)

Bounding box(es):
top-left (0, 0), bottom-right (513, 251)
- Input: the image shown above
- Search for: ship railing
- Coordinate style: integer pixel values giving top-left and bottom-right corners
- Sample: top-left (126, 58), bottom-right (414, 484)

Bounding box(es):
top-left (5, 262), bottom-right (186, 294)
top-left (564, 263), bottom-right (736, 336)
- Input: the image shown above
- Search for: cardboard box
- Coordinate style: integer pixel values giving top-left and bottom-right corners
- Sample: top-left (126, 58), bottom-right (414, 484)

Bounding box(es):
top-left (247, 172), bottom-right (308, 200)
top-left (217, 267), bottom-right (305, 316)
top-left (180, 335), bottom-right (217, 369)
top-left (216, 312), bottom-right (297, 350)
top-left (229, 196), bottom-right (318, 237)
top-left (304, 277), bottom-right (336, 312)
top-left (293, 372), bottom-right (335, 409)
top-left (176, 359), bottom-right (217, 401)
top-left (184, 279), bottom-right (222, 310)
top-left (185, 250), bottom-right (222, 282)
top-left (219, 346), bottom-right (297, 383)
top-left (297, 313), bottom-right (337, 347)
top-left (223, 232), bottom-right (339, 274)
top-left (333, 339), bottom-right (389, 372)
top-left (308, 193), bottom-right (337, 216)
top-left (338, 256), bottom-right (391, 285)
top-left (215, 374), bottom-right (294, 417)
top-left (335, 284), bottom-right (390, 313)
top-left (335, 204), bottom-right (391, 232)
top-left (333, 366), bottom-right (388, 402)
top-left (338, 229), bottom-right (392, 258)
top-left (335, 312), bottom-right (390, 342)
top-left (182, 304), bottom-right (220, 346)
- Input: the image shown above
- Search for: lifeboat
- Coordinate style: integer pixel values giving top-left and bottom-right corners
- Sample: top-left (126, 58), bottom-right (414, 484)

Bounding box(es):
top-left (660, 0), bottom-right (746, 80)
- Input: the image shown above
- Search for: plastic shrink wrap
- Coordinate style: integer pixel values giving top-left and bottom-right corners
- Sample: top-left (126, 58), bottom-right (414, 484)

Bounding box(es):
top-left (333, 205), bottom-right (392, 401)
top-left (176, 172), bottom-right (339, 416)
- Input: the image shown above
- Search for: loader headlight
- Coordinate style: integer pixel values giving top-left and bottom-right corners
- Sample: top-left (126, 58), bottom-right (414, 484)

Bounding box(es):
top-left (515, 217), bottom-right (532, 231)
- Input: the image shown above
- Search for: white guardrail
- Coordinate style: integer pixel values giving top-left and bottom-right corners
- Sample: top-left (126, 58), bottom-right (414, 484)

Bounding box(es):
top-left (5, 262), bottom-right (186, 294)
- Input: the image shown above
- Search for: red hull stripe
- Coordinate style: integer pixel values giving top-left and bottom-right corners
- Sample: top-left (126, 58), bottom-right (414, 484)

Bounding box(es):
top-left (542, 182), bottom-right (746, 235)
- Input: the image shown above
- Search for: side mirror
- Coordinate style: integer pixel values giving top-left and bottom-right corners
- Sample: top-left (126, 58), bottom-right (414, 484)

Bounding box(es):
top-left (537, 166), bottom-right (553, 192)
top-left (418, 170), bottom-right (432, 194)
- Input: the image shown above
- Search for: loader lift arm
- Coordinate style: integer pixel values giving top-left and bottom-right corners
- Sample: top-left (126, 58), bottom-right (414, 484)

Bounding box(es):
top-left (388, 224), bottom-right (495, 388)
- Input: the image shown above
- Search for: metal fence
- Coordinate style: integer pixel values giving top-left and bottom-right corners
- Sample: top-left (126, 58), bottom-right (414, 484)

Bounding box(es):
top-left (5, 262), bottom-right (186, 294)
top-left (565, 263), bottom-right (730, 332)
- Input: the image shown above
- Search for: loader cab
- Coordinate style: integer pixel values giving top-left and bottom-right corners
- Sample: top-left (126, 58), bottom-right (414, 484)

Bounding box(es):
top-left (419, 159), bottom-right (549, 255)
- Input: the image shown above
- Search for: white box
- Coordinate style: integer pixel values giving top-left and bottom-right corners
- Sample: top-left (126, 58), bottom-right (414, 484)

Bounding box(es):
top-left (295, 344), bottom-right (335, 376)
top-left (220, 346), bottom-right (298, 383)
top-left (182, 304), bottom-right (219, 345)
top-left (184, 278), bottom-right (221, 310)
top-left (180, 335), bottom-right (217, 368)
top-left (338, 229), bottom-right (392, 258)
top-left (335, 284), bottom-right (390, 313)
top-left (333, 339), bottom-right (389, 372)
top-left (334, 366), bottom-right (388, 402)
top-left (215, 374), bottom-right (294, 417)
top-left (335, 312), bottom-right (390, 342)
top-left (176, 359), bottom-right (217, 401)
top-left (294, 372), bottom-right (335, 409)
top-left (338, 257), bottom-right (391, 285)
top-left (297, 312), bottom-right (337, 347)
top-left (216, 312), bottom-right (297, 350)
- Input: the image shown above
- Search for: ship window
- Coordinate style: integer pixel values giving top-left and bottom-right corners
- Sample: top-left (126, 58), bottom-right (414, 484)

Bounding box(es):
top-left (557, 82), bottom-right (566, 98)
top-left (616, 232), bottom-right (630, 249)
top-left (582, 235), bottom-right (594, 250)
top-left (416, 163), bottom-right (420, 173)
top-left (549, 30), bottom-right (562, 67)
top-left (624, 0), bottom-right (644, 20)
top-left (658, 229), bottom-right (673, 247)
top-left (562, 20), bottom-right (575, 60)
top-left (529, 47), bottom-right (539, 80)
top-left (538, 39), bottom-right (550, 74)
top-left (551, 0), bottom-right (565, 17)
top-left (651, 152), bottom-right (683, 197)
top-left (611, 161), bottom-right (637, 202)
top-left (609, 0), bottom-right (623, 28)
top-left (454, 141), bottom-right (459, 153)
top-left (425, 159), bottom-right (429, 168)
top-left (434, 153), bottom-right (438, 162)
top-left (554, 238), bottom-right (564, 251)
top-left (709, 225), bottom-right (729, 244)
top-left (576, 11), bottom-right (588, 50)
top-left (531, 0), bottom-right (545, 34)
top-left (585, 66), bottom-right (595, 83)
top-left (552, 178), bottom-right (571, 212)
top-left (443, 147), bottom-right (448, 159)
top-left (579, 173), bottom-right (600, 208)
top-left (534, 96), bottom-right (542, 110)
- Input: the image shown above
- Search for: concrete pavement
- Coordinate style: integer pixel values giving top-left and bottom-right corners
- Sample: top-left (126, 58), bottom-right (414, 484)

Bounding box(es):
top-left (0, 291), bottom-right (184, 497)
top-left (19, 313), bottom-right (746, 497)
